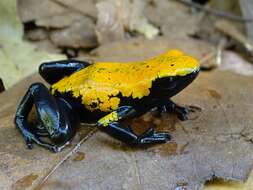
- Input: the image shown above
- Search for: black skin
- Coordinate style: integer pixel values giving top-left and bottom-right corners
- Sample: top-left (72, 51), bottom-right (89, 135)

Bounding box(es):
top-left (15, 60), bottom-right (199, 152)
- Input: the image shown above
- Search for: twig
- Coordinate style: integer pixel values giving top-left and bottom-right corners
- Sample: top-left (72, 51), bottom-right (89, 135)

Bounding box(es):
top-left (176, 0), bottom-right (253, 22)
top-left (215, 20), bottom-right (253, 55)
top-left (199, 37), bottom-right (227, 71)
top-left (216, 38), bottom-right (227, 67)
top-left (34, 128), bottom-right (97, 190)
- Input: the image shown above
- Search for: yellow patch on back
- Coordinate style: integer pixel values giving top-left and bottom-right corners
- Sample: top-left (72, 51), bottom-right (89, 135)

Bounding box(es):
top-left (51, 50), bottom-right (199, 112)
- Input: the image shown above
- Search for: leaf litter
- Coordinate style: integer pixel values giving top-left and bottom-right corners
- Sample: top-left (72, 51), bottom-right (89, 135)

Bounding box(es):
top-left (0, 0), bottom-right (65, 88)
top-left (0, 0), bottom-right (253, 190)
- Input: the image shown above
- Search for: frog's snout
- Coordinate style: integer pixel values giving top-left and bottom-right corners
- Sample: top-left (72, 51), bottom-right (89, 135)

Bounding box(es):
top-left (175, 68), bottom-right (199, 91)
top-left (190, 68), bottom-right (200, 78)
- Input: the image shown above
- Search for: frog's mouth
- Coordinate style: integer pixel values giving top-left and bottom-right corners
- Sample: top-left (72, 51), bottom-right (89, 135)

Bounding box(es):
top-left (177, 69), bottom-right (199, 89)
top-left (155, 69), bottom-right (199, 98)
top-left (172, 69), bottom-right (199, 97)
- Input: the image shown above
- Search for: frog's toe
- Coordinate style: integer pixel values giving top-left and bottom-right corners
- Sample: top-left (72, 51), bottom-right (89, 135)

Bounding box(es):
top-left (25, 138), bottom-right (33, 149)
top-left (153, 132), bottom-right (171, 140)
top-left (50, 146), bottom-right (61, 153)
top-left (137, 128), bottom-right (171, 144)
top-left (176, 106), bottom-right (189, 121)
top-left (51, 141), bottom-right (70, 153)
top-left (176, 105), bottom-right (202, 121)
top-left (22, 130), bottom-right (35, 149)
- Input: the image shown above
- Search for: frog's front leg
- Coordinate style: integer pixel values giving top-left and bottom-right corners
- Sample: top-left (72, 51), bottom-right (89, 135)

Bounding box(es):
top-left (97, 106), bottom-right (171, 145)
top-left (157, 99), bottom-right (190, 121)
top-left (15, 83), bottom-right (80, 152)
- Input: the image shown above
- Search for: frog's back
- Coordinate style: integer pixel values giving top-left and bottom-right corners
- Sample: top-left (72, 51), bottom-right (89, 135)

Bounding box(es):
top-left (51, 50), bottom-right (198, 112)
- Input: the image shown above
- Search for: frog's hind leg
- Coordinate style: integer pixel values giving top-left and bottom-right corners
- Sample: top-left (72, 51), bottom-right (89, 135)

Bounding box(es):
top-left (15, 82), bottom-right (80, 152)
top-left (97, 106), bottom-right (171, 145)
top-left (39, 60), bottom-right (90, 84)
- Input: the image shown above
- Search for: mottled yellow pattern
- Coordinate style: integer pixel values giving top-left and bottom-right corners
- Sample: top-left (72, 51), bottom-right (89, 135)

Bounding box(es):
top-left (51, 50), bottom-right (199, 112)
top-left (97, 111), bottom-right (119, 127)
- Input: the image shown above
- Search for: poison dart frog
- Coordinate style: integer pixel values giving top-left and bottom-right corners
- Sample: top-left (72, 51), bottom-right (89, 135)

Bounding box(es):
top-left (15, 50), bottom-right (199, 152)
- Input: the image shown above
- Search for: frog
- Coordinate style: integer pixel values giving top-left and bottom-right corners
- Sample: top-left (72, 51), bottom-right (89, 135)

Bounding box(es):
top-left (15, 50), bottom-right (199, 152)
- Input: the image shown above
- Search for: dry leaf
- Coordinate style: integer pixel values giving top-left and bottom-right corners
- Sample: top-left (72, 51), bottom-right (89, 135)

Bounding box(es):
top-left (17, 0), bottom-right (67, 23)
top-left (81, 36), bottom-right (214, 64)
top-left (0, 37), bottom-right (253, 189)
top-left (0, 42), bottom-right (64, 88)
top-left (219, 51), bottom-right (253, 76)
top-left (95, 0), bottom-right (125, 44)
top-left (2, 2), bottom-right (253, 189)
top-left (194, 0), bottom-right (245, 44)
top-left (35, 11), bottom-right (84, 29)
top-left (36, 70), bottom-right (253, 190)
top-left (95, 0), bottom-right (159, 44)
top-left (26, 28), bottom-right (48, 41)
top-left (144, 0), bottom-right (198, 39)
top-left (240, 0), bottom-right (253, 40)
top-left (0, 74), bottom-right (93, 189)
top-left (49, 16), bottom-right (97, 48)
top-left (0, 0), bottom-right (65, 88)
top-left (53, 0), bottom-right (98, 19)
top-left (205, 170), bottom-right (253, 190)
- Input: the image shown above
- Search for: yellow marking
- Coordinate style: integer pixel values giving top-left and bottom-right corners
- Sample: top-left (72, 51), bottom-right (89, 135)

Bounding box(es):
top-left (97, 112), bottom-right (119, 127)
top-left (51, 50), bottom-right (199, 112)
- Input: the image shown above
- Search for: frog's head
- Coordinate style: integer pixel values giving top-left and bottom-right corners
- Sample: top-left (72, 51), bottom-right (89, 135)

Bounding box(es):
top-left (151, 50), bottom-right (200, 97)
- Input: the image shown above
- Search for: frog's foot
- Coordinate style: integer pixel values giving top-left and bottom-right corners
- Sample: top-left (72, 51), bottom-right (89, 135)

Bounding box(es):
top-left (20, 127), bottom-right (63, 153)
top-left (173, 105), bottom-right (189, 121)
top-left (100, 122), bottom-right (170, 146)
top-left (137, 128), bottom-right (171, 144)
top-left (17, 122), bottom-right (63, 153)
top-left (157, 99), bottom-right (191, 121)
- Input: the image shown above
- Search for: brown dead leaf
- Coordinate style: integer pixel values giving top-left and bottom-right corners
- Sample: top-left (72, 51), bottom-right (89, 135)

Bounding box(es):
top-left (36, 70), bottom-right (253, 190)
top-left (49, 16), bottom-right (97, 48)
top-left (18, 0), bottom-right (97, 23)
top-left (30, 39), bottom-right (62, 54)
top-left (0, 0), bottom-right (65, 88)
top-left (80, 36), bottom-right (214, 64)
top-left (95, 0), bottom-right (159, 44)
top-left (144, 0), bottom-right (198, 39)
top-left (219, 51), bottom-right (253, 76)
top-left (240, 0), bottom-right (253, 40)
top-left (0, 75), bottom-right (93, 189)
top-left (0, 54), bottom-right (253, 190)
top-left (95, 0), bottom-right (125, 44)
top-left (193, 0), bottom-right (245, 45)
top-left (17, 0), bottom-right (67, 23)
top-left (73, 151), bottom-right (85, 162)
top-left (53, 0), bottom-right (98, 19)
top-left (35, 11), bottom-right (84, 29)
top-left (205, 170), bottom-right (253, 190)
top-left (11, 173), bottom-right (38, 190)
top-left (26, 28), bottom-right (48, 41)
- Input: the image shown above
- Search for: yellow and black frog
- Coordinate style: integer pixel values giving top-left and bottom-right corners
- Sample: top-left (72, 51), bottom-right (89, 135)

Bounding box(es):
top-left (15, 50), bottom-right (199, 152)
